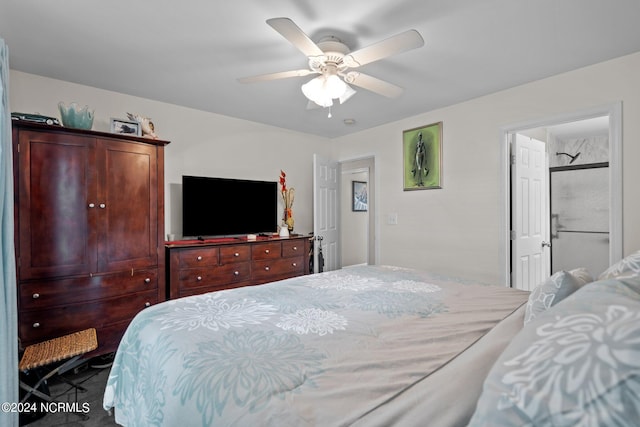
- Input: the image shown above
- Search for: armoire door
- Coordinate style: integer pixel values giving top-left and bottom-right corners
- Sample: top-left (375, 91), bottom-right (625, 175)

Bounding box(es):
top-left (16, 130), bottom-right (98, 280)
top-left (96, 138), bottom-right (159, 272)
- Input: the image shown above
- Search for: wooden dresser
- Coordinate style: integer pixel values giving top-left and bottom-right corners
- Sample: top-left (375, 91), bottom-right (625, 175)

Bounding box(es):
top-left (12, 121), bottom-right (169, 355)
top-left (166, 235), bottom-right (311, 299)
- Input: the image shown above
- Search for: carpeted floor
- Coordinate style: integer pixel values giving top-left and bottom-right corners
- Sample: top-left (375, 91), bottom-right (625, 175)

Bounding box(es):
top-left (22, 356), bottom-right (118, 427)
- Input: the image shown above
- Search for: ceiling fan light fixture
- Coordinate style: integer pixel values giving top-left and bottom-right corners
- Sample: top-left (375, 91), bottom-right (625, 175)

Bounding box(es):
top-left (324, 74), bottom-right (347, 99)
top-left (301, 76), bottom-right (332, 107)
top-left (301, 73), bottom-right (355, 107)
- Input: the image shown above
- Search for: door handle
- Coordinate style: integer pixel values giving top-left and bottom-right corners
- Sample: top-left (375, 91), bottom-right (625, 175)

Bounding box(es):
top-left (541, 241), bottom-right (551, 248)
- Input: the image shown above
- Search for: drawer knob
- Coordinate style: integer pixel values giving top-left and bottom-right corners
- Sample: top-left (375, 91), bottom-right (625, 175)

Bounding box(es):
top-left (197, 256), bottom-right (203, 261)
top-left (32, 322), bottom-right (40, 328)
top-left (264, 266), bottom-right (270, 271)
top-left (234, 271), bottom-right (239, 276)
top-left (292, 262), bottom-right (297, 267)
top-left (32, 293), bottom-right (40, 299)
top-left (293, 246), bottom-right (298, 251)
top-left (265, 249), bottom-right (270, 254)
top-left (197, 276), bottom-right (202, 281)
top-left (145, 302), bottom-right (151, 307)
top-left (88, 203), bottom-right (95, 208)
top-left (234, 252), bottom-right (240, 257)
top-left (144, 278), bottom-right (151, 283)
top-left (99, 203), bottom-right (106, 209)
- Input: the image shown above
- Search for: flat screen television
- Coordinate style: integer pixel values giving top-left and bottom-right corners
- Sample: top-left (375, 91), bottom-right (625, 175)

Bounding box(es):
top-left (182, 175), bottom-right (278, 237)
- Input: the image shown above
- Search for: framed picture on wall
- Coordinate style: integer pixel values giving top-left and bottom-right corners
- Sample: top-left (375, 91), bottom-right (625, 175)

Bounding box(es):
top-left (110, 118), bottom-right (141, 136)
top-left (402, 121), bottom-right (443, 190)
top-left (352, 181), bottom-right (368, 212)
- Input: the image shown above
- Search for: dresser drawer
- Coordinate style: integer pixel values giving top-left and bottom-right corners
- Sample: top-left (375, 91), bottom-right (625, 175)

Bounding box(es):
top-left (178, 263), bottom-right (251, 289)
top-left (282, 239), bottom-right (307, 258)
top-left (251, 256), bottom-right (305, 281)
top-left (179, 247), bottom-right (219, 268)
top-left (220, 245), bottom-right (251, 264)
top-left (251, 242), bottom-right (282, 260)
top-left (19, 269), bottom-right (158, 310)
top-left (19, 289), bottom-right (158, 345)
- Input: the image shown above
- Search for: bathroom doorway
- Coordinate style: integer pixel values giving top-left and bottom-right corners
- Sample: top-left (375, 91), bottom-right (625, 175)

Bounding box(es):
top-left (500, 103), bottom-right (622, 288)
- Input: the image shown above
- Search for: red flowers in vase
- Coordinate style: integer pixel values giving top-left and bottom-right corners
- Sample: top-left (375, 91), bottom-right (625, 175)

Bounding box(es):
top-left (279, 170), bottom-right (295, 231)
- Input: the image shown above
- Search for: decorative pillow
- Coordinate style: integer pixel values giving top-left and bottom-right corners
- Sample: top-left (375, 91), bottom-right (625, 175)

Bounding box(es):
top-left (568, 267), bottom-right (593, 287)
top-left (468, 276), bottom-right (640, 427)
top-left (598, 249), bottom-right (640, 280)
top-left (523, 270), bottom-right (580, 325)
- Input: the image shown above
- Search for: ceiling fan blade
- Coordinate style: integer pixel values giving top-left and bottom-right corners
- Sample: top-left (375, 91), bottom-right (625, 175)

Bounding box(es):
top-left (238, 69), bottom-right (316, 84)
top-left (346, 72), bottom-right (403, 98)
top-left (344, 30), bottom-right (424, 68)
top-left (266, 17), bottom-right (325, 58)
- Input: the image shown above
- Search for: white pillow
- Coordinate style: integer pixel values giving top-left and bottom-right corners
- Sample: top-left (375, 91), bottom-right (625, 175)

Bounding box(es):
top-left (598, 250), bottom-right (640, 280)
top-left (524, 271), bottom-right (581, 325)
top-left (469, 276), bottom-right (640, 427)
top-left (569, 267), bottom-right (594, 287)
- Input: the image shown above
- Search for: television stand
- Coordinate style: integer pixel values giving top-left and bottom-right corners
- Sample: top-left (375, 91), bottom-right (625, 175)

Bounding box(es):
top-left (166, 235), bottom-right (311, 299)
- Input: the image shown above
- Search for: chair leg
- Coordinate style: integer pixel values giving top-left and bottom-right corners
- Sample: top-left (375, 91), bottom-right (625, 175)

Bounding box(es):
top-left (19, 355), bottom-right (81, 403)
top-left (19, 380), bottom-right (52, 402)
top-left (56, 375), bottom-right (88, 393)
top-left (19, 359), bottom-right (91, 421)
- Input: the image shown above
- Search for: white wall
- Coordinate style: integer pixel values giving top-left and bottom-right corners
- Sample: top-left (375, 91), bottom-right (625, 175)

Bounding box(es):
top-left (8, 70), bottom-right (331, 238)
top-left (335, 52), bottom-right (640, 284)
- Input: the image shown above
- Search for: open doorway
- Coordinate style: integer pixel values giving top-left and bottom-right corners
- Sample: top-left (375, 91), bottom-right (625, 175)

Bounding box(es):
top-left (500, 103), bottom-right (622, 289)
top-left (340, 156), bottom-right (376, 267)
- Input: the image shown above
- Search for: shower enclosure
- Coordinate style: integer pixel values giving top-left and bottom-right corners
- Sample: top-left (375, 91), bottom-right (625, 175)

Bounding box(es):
top-left (549, 135), bottom-right (609, 277)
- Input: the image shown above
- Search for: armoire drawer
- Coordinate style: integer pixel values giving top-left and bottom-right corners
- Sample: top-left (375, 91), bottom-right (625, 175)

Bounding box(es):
top-left (19, 269), bottom-right (158, 310)
top-left (19, 289), bottom-right (158, 345)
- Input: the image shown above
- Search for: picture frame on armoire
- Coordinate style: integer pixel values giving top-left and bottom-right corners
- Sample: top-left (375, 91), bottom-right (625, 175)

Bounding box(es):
top-left (110, 118), bottom-right (141, 136)
top-left (402, 121), bottom-right (442, 190)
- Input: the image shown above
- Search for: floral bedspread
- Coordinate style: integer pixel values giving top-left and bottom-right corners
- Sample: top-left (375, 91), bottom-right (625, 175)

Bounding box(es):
top-left (103, 265), bottom-right (528, 427)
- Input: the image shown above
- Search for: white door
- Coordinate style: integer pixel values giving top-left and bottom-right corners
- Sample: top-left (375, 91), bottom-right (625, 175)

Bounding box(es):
top-left (512, 134), bottom-right (549, 290)
top-left (313, 154), bottom-right (340, 272)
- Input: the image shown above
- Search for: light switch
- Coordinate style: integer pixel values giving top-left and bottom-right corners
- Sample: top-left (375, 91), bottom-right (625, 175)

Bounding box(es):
top-left (387, 213), bottom-right (398, 225)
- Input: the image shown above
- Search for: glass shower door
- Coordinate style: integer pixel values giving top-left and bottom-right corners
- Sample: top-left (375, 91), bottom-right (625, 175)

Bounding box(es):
top-left (550, 164), bottom-right (609, 277)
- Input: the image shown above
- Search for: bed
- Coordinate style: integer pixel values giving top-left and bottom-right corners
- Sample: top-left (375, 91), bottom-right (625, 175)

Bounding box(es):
top-left (103, 253), bottom-right (640, 427)
top-left (103, 265), bottom-right (528, 426)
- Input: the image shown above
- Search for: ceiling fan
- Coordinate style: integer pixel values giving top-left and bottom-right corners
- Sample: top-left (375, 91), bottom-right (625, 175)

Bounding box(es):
top-left (238, 18), bottom-right (425, 110)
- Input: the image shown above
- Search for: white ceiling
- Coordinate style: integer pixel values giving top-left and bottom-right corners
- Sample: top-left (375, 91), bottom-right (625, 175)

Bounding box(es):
top-left (2, 0), bottom-right (639, 138)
